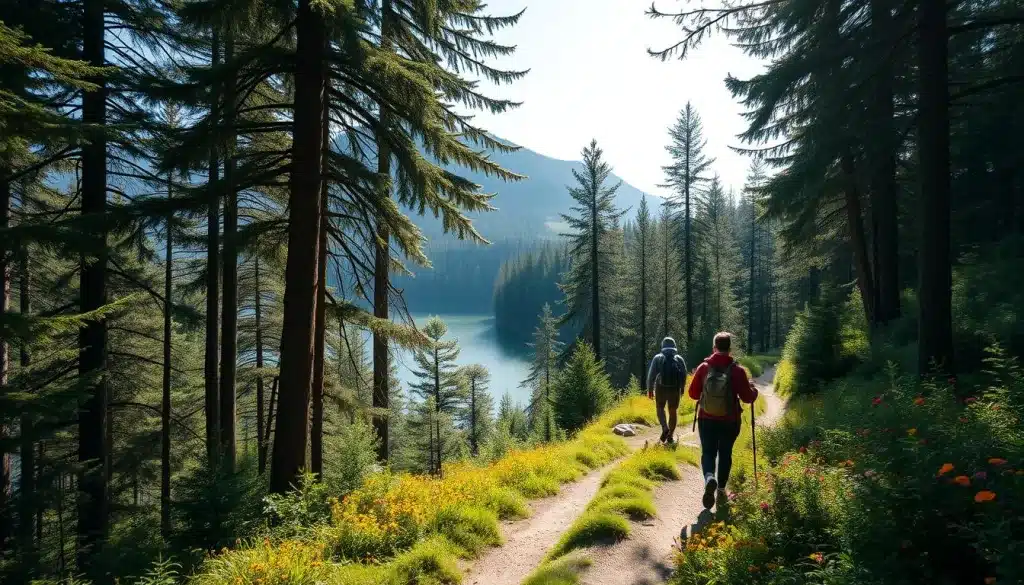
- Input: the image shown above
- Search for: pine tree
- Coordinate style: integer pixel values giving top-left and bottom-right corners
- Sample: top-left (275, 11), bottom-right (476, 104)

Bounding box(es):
top-left (522, 304), bottom-right (562, 442)
top-left (369, 0), bottom-right (528, 465)
top-left (459, 365), bottom-right (493, 456)
top-left (698, 177), bottom-right (744, 341)
top-left (497, 393), bottom-right (529, 442)
top-left (662, 103), bottom-right (714, 348)
top-left (553, 341), bottom-right (613, 433)
top-left (409, 317), bottom-right (465, 474)
top-left (629, 197), bottom-right (653, 383)
top-left (559, 140), bottom-right (626, 362)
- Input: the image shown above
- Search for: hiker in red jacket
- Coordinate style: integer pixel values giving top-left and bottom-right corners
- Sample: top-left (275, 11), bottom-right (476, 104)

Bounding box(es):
top-left (687, 332), bottom-right (759, 510)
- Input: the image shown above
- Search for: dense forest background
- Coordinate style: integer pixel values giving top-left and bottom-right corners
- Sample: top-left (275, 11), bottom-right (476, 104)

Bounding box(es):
top-left (1, 0), bottom-right (1022, 581)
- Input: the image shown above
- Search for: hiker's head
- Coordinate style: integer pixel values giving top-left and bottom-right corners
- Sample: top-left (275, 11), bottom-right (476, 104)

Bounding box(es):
top-left (713, 332), bottom-right (732, 354)
top-left (661, 337), bottom-right (676, 350)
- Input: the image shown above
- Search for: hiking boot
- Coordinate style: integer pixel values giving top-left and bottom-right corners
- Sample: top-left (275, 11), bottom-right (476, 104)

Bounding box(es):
top-left (659, 428), bottom-right (670, 443)
top-left (716, 488), bottom-right (728, 504)
top-left (702, 475), bottom-right (718, 509)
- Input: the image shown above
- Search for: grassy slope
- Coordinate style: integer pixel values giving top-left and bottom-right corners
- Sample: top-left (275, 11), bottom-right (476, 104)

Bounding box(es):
top-left (192, 394), bottom-right (667, 585)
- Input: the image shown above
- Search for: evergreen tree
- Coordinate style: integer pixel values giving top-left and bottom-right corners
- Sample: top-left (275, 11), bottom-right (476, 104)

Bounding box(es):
top-left (408, 317), bottom-right (465, 474)
top-left (553, 342), bottom-right (613, 433)
top-left (496, 393), bottom-right (529, 442)
top-left (459, 365), bottom-right (493, 456)
top-left (559, 140), bottom-right (627, 362)
top-left (662, 103), bottom-right (714, 348)
top-left (628, 197), bottom-right (653, 382)
top-left (522, 304), bottom-right (562, 442)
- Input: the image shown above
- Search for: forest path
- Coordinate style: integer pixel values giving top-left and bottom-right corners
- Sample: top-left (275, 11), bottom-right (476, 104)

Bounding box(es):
top-left (576, 366), bottom-right (784, 585)
top-left (462, 425), bottom-right (664, 585)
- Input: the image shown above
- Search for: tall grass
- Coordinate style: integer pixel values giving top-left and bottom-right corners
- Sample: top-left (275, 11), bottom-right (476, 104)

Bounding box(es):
top-left (188, 394), bottom-right (665, 585)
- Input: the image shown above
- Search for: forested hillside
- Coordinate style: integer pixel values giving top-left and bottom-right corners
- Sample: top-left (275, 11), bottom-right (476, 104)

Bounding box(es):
top-left (1, 0), bottom-right (1022, 582)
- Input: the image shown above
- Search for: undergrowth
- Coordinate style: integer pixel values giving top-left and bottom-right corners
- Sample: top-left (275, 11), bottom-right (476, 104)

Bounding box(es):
top-left (669, 280), bottom-right (1024, 585)
top-left (178, 394), bottom-right (659, 585)
top-left (536, 445), bottom-right (684, 580)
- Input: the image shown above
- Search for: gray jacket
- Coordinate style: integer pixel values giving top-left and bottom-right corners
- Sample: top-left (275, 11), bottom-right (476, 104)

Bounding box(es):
top-left (647, 348), bottom-right (688, 391)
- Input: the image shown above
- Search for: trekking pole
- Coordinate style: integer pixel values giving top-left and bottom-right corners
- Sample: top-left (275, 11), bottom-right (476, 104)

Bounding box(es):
top-left (692, 399), bottom-right (698, 433)
top-left (751, 402), bottom-right (758, 489)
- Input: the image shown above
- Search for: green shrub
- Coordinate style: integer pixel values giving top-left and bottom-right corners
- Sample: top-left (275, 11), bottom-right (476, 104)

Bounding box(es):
top-left (553, 341), bottom-right (615, 432)
top-left (385, 537), bottom-right (462, 585)
top-left (672, 346), bottom-right (1024, 585)
top-left (427, 506), bottom-right (502, 557)
top-left (522, 552), bottom-right (592, 585)
top-left (779, 286), bottom-right (866, 395)
top-left (547, 511), bottom-right (631, 559)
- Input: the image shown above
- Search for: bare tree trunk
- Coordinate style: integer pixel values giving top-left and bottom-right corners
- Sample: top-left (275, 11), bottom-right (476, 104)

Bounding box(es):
top-left (310, 86), bottom-right (330, 479)
top-left (78, 0), bottom-right (110, 572)
top-left (205, 30), bottom-right (221, 469)
top-left (372, 0), bottom-right (394, 464)
top-left (916, 0), bottom-right (954, 376)
top-left (0, 173), bottom-right (10, 553)
top-left (260, 377), bottom-right (277, 473)
top-left (869, 0), bottom-right (901, 325)
top-left (842, 157), bottom-right (877, 324)
top-left (19, 244), bottom-right (37, 570)
top-left (161, 175), bottom-right (174, 538)
top-left (219, 25), bottom-right (238, 471)
top-left (269, 0), bottom-right (325, 494)
top-left (590, 175), bottom-right (601, 360)
top-left (254, 256), bottom-right (266, 474)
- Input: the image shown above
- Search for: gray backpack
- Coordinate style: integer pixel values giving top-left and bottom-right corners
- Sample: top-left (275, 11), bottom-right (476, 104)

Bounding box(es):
top-left (700, 362), bottom-right (735, 417)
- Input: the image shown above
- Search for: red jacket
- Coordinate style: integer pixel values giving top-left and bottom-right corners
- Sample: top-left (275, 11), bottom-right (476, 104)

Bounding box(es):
top-left (687, 351), bottom-right (759, 422)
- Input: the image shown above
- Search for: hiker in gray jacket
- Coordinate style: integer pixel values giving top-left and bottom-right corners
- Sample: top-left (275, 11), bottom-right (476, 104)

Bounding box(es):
top-left (646, 337), bottom-right (689, 444)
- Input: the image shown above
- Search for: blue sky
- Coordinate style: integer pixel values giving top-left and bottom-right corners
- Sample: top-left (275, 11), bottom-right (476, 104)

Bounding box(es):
top-left (466, 0), bottom-right (767, 197)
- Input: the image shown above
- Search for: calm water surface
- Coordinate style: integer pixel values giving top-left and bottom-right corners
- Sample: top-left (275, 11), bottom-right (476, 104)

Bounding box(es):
top-left (393, 314), bottom-right (532, 408)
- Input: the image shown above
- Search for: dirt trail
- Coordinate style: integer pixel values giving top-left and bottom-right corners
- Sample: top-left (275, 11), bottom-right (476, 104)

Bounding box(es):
top-left (577, 366), bottom-right (784, 585)
top-left (463, 433), bottom-right (657, 585)
top-left (464, 366), bottom-right (784, 585)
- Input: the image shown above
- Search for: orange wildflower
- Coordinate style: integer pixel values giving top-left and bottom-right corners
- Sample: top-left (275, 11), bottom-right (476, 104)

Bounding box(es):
top-left (907, 428), bottom-right (918, 436)
top-left (988, 458), bottom-right (1008, 466)
top-left (975, 491), bottom-right (997, 503)
top-left (953, 475), bottom-right (971, 487)
top-left (914, 397), bottom-right (926, 406)
top-left (937, 463), bottom-right (955, 476)
top-left (809, 552), bottom-right (825, 564)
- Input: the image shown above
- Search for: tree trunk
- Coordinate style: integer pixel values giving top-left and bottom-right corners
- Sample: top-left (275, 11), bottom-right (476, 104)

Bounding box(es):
top-left (161, 175), bottom-right (173, 538)
top-left (433, 347), bottom-right (441, 475)
top-left (269, 0), bottom-right (325, 495)
top-left (0, 174), bottom-right (10, 553)
top-left (685, 141), bottom-right (693, 347)
top-left (747, 203), bottom-right (756, 350)
top-left (19, 244), bottom-right (37, 570)
top-left (372, 0), bottom-right (393, 465)
top-left (205, 30), bottom-right (221, 469)
top-left (261, 377), bottom-right (277, 473)
top-left (869, 0), bottom-right (901, 325)
top-left (841, 156), bottom-right (877, 324)
top-left (591, 177), bottom-right (601, 360)
top-left (469, 379), bottom-right (477, 455)
top-left (78, 0), bottom-right (110, 572)
top-left (254, 256), bottom-right (266, 474)
top-left (219, 26), bottom-right (238, 471)
top-left (662, 215), bottom-right (669, 338)
top-left (639, 219), bottom-right (647, 383)
top-left (310, 88), bottom-right (330, 479)
top-left (916, 0), bottom-right (954, 376)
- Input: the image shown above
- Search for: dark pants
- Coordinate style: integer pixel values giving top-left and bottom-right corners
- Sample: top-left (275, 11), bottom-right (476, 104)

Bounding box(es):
top-left (654, 385), bottom-right (682, 435)
top-left (698, 418), bottom-right (741, 489)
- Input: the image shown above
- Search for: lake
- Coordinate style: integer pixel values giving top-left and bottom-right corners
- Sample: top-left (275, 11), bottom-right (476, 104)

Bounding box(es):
top-left (393, 314), bottom-right (533, 408)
